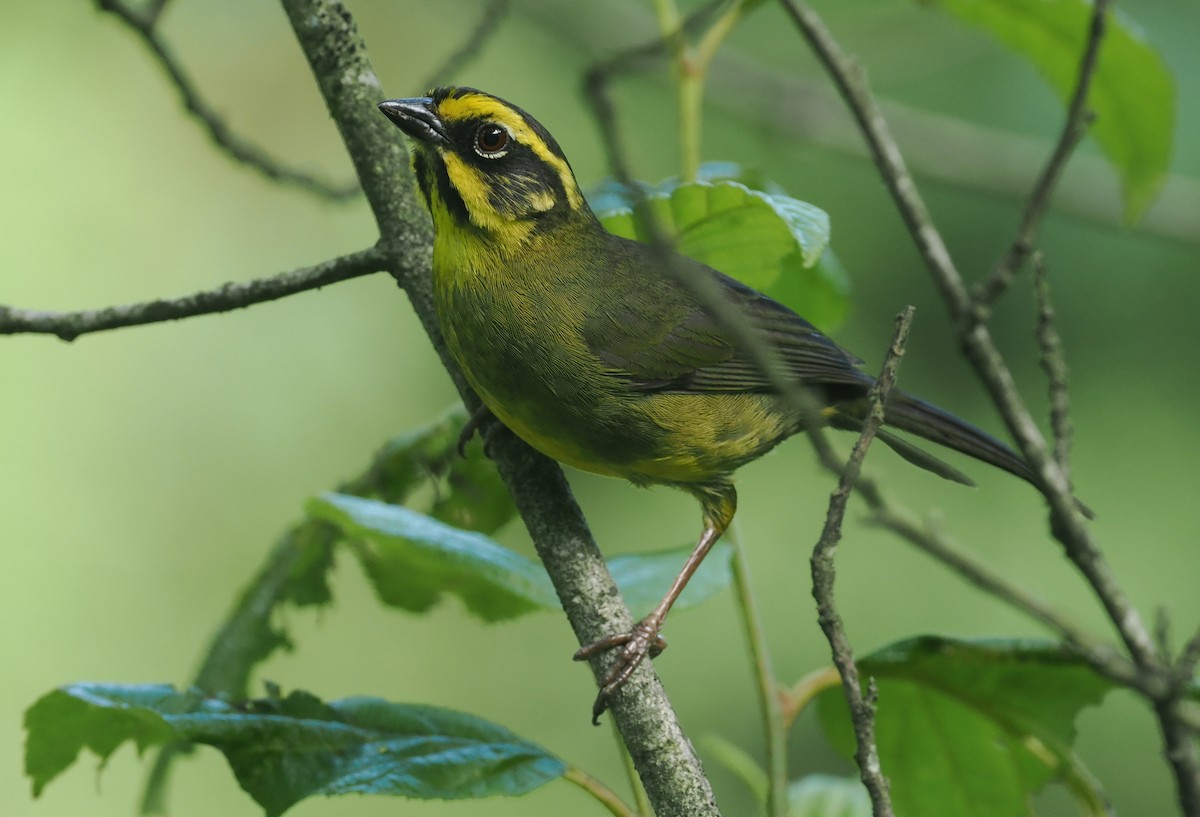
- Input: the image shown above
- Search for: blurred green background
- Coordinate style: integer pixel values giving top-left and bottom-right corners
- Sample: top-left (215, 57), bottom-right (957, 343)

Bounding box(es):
top-left (3, 1), bottom-right (1197, 815)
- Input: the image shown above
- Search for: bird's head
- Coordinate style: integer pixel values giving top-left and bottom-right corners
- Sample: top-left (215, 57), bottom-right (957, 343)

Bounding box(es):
top-left (379, 87), bottom-right (591, 244)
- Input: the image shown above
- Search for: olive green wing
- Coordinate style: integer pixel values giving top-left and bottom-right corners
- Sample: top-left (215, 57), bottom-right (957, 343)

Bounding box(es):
top-left (581, 251), bottom-right (868, 394)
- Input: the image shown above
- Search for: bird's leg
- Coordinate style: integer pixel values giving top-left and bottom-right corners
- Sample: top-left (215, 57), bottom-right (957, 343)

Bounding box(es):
top-left (456, 402), bottom-right (496, 458)
top-left (574, 484), bottom-right (737, 723)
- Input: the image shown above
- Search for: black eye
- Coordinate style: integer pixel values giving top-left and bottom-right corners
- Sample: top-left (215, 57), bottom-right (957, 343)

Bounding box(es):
top-left (475, 124), bottom-right (509, 156)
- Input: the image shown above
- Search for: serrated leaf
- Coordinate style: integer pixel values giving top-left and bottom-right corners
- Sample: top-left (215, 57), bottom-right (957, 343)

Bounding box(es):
top-left (788, 775), bottom-right (871, 817)
top-left (593, 175), bottom-right (849, 330)
top-left (923, 0), bottom-right (1174, 222)
top-left (25, 684), bottom-right (565, 816)
top-left (817, 636), bottom-right (1114, 817)
top-left (608, 540), bottom-right (733, 614)
top-left (309, 493), bottom-right (559, 621)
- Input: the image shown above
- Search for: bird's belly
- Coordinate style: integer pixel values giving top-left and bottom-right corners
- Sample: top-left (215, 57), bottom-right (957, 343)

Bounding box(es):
top-left (436, 278), bottom-right (794, 487)
top-left (617, 392), bottom-right (795, 484)
top-left (437, 281), bottom-right (645, 476)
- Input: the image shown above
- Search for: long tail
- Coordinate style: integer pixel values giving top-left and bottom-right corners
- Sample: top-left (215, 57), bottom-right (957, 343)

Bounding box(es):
top-left (832, 390), bottom-right (1094, 518)
top-left (883, 391), bottom-right (1036, 484)
top-left (830, 390), bottom-right (1034, 487)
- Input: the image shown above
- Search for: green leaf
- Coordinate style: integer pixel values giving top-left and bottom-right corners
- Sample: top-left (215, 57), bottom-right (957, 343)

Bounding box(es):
top-left (788, 775), bottom-right (871, 817)
top-left (347, 405), bottom-right (515, 534)
top-left (186, 409), bottom-right (512, 697)
top-left (923, 0), bottom-right (1174, 222)
top-left (26, 684), bottom-right (565, 816)
top-left (817, 636), bottom-right (1114, 817)
top-left (608, 540), bottom-right (733, 614)
top-left (309, 492), bottom-right (559, 621)
top-left (593, 173), bottom-right (849, 330)
top-left (311, 494), bottom-right (735, 621)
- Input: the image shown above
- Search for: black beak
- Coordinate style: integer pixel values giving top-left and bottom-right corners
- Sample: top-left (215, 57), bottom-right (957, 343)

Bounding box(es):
top-left (378, 97), bottom-right (449, 147)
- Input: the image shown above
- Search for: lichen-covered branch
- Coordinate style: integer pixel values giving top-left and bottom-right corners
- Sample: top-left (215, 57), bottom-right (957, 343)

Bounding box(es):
top-left (278, 2), bottom-right (720, 814)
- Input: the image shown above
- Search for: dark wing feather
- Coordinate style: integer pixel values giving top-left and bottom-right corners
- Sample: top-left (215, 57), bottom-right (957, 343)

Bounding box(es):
top-left (581, 246), bottom-right (868, 394)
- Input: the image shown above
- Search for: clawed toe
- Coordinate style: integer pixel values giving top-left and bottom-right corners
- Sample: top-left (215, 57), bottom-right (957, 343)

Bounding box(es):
top-left (574, 617), bottom-right (667, 724)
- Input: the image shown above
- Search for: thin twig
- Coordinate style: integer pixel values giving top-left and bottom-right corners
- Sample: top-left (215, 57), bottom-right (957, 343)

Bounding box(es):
top-left (972, 0), bottom-right (1111, 309)
top-left (811, 306), bottom-right (914, 817)
top-left (870, 504), bottom-right (1089, 643)
top-left (811, 441), bottom-right (1174, 704)
top-left (1033, 252), bottom-right (1074, 476)
top-left (779, 0), bottom-right (1200, 811)
top-left (777, 0), bottom-right (1152, 667)
top-left (0, 246), bottom-right (383, 341)
top-left (420, 0), bottom-right (512, 90)
top-left (95, 0), bottom-right (360, 201)
top-left (144, 0), bottom-right (171, 27)
top-left (520, 0), bottom-right (1200, 247)
top-left (1179, 626), bottom-right (1200, 685)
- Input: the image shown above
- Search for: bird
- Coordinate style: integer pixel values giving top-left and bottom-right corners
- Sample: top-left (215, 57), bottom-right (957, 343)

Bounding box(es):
top-left (379, 86), bottom-right (1051, 721)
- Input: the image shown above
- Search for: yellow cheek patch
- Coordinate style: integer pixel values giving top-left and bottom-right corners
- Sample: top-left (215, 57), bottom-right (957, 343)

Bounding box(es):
top-left (439, 151), bottom-right (535, 246)
top-left (436, 94), bottom-right (584, 212)
top-left (527, 189), bottom-right (556, 213)
top-left (440, 152), bottom-right (506, 232)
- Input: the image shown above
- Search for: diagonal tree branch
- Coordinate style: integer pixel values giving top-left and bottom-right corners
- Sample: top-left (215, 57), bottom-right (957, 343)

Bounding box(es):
top-left (520, 0), bottom-right (1199, 248)
top-left (278, 2), bottom-right (720, 815)
top-left (95, 0), bottom-right (359, 201)
top-left (419, 0), bottom-right (512, 91)
top-left (1032, 252), bottom-right (1074, 477)
top-left (778, 0), bottom-right (1200, 812)
top-left (972, 0), bottom-right (1111, 309)
top-left (0, 246), bottom-right (383, 341)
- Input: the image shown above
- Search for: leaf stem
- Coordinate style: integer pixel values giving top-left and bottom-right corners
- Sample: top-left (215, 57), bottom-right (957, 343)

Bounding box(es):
top-left (729, 521), bottom-right (788, 817)
top-left (779, 665), bottom-right (841, 732)
top-left (658, 0), bottom-right (758, 182)
top-left (610, 720), bottom-right (655, 817)
top-left (563, 766), bottom-right (640, 817)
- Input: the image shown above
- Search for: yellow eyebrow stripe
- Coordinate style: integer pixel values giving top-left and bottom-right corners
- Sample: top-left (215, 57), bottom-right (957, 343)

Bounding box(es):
top-left (435, 94), bottom-right (583, 212)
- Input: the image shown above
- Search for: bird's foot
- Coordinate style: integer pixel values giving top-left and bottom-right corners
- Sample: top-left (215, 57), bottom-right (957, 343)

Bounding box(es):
top-left (573, 615), bottom-right (667, 724)
top-left (457, 404), bottom-right (506, 459)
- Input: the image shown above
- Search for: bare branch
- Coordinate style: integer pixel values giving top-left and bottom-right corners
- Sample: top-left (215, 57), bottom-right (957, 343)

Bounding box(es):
top-left (520, 0), bottom-right (1200, 247)
top-left (811, 306), bottom-right (914, 817)
top-left (420, 0), bottom-right (512, 90)
top-left (95, 0), bottom-right (359, 201)
top-left (779, 0), bottom-right (1200, 810)
top-left (0, 246), bottom-right (383, 341)
top-left (777, 0), bottom-right (1146, 658)
top-left (1032, 253), bottom-right (1074, 477)
top-left (973, 0), bottom-right (1111, 309)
